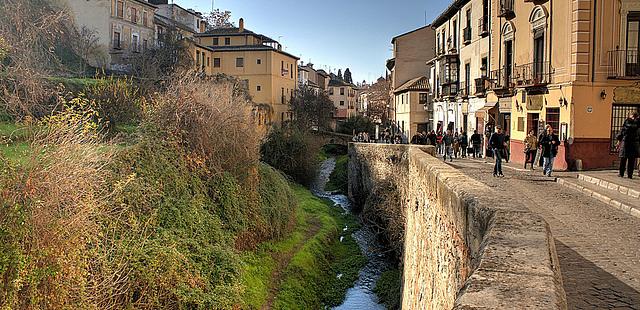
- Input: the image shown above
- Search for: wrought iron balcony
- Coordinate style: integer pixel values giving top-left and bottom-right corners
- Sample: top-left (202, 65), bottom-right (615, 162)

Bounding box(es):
top-left (478, 17), bottom-right (489, 37)
top-left (459, 81), bottom-right (469, 98)
top-left (488, 67), bottom-right (513, 91)
top-left (513, 61), bottom-right (552, 86)
top-left (498, 0), bottom-right (515, 18)
top-left (474, 77), bottom-right (488, 97)
top-left (463, 27), bottom-right (471, 45)
top-left (608, 49), bottom-right (640, 79)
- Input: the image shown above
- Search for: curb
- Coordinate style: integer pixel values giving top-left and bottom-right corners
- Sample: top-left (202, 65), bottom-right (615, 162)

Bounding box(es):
top-left (556, 178), bottom-right (640, 219)
top-left (578, 174), bottom-right (640, 200)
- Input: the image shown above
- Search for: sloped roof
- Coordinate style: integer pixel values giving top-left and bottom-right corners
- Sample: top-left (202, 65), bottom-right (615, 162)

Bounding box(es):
top-left (394, 76), bottom-right (430, 94)
top-left (205, 44), bottom-right (299, 60)
top-left (328, 79), bottom-right (356, 88)
top-left (196, 27), bottom-right (276, 42)
top-left (431, 0), bottom-right (471, 27)
top-left (391, 25), bottom-right (431, 44)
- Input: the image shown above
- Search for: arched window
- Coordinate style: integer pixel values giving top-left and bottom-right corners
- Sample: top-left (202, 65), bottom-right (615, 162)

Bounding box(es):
top-left (502, 22), bottom-right (515, 41)
top-left (529, 6), bottom-right (548, 31)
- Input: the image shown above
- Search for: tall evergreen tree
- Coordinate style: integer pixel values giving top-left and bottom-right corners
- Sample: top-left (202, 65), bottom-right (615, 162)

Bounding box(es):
top-left (337, 69), bottom-right (343, 80)
top-left (344, 68), bottom-right (353, 84)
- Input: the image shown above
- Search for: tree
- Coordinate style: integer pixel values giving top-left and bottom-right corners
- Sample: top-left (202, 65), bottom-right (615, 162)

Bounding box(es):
top-left (337, 69), bottom-right (343, 80)
top-left (343, 68), bottom-right (353, 84)
top-left (365, 77), bottom-right (392, 124)
top-left (289, 85), bottom-right (335, 132)
top-left (205, 9), bottom-right (234, 30)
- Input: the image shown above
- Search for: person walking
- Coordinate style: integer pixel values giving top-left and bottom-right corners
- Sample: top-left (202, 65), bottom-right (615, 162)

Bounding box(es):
top-left (460, 131), bottom-right (469, 158)
top-left (503, 133), bottom-right (511, 163)
top-left (616, 112), bottom-right (639, 179)
top-left (453, 132), bottom-right (461, 159)
top-left (539, 124), bottom-right (560, 177)
top-left (470, 130), bottom-right (482, 158)
top-left (443, 130), bottom-right (454, 162)
top-left (524, 130), bottom-right (538, 170)
top-left (489, 126), bottom-right (507, 177)
top-left (436, 131), bottom-right (444, 156)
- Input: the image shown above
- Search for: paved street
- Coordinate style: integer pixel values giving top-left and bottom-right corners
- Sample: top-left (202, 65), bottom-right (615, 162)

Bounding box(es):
top-left (447, 158), bottom-right (640, 309)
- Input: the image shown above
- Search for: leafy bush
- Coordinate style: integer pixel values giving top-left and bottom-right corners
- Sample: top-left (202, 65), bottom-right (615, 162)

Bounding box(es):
top-left (374, 268), bottom-right (402, 310)
top-left (84, 76), bottom-right (144, 129)
top-left (326, 154), bottom-right (348, 194)
top-left (337, 115), bottom-right (375, 136)
top-left (260, 127), bottom-right (321, 186)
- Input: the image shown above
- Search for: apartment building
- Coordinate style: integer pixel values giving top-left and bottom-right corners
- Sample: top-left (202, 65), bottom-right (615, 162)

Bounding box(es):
top-left (65, 0), bottom-right (157, 71)
top-left (485, 0), bottom-right (640, 170)
top-left (195, 19), bottom-right (299, 126)
top-left (328, 79), bottom-right (358, 119)
top-left (151, 0), bottom-right (206, 39)
top-left (394, 76), bottom-right (432, 136)
top-left (298, 62), bottom-right (323, 93)
top-left (387, 25), bottom-right (436, 137)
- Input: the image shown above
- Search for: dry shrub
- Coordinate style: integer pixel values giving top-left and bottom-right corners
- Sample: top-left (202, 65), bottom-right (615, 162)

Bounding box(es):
top-left (362, 179), bottom-right (405, 259)
top-left (148, 72), bottom-right (263, 179)
top-left (0, 113), bottom-right (113, 308)
top-left (0, 0), bottom-right (74, 118)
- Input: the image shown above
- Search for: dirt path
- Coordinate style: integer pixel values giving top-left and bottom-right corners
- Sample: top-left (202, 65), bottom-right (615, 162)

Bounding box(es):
top-left (261, 216), bottom-right (322, 310)
top-left (450, 159), bottom-right (640, 309)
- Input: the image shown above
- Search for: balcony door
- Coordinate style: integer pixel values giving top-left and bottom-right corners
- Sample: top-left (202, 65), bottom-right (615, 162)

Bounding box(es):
top-left (504, 40), bottom-right (513, 87)
top-left (533, 31), bottom-right (544, 82)
top-left (626, 12), bottom-right (640, 76)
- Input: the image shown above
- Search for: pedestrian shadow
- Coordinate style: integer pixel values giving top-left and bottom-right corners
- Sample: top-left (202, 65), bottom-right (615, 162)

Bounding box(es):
top-left (555, 240), bottom-right (640, 309)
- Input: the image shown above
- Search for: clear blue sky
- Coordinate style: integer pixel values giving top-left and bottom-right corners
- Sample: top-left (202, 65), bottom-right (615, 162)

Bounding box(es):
top-left (179, 0), bottom-right (452, 83)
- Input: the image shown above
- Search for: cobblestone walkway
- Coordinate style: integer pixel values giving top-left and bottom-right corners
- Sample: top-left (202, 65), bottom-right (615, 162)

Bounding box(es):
top-left (448, 159), bottom-right (640, 310)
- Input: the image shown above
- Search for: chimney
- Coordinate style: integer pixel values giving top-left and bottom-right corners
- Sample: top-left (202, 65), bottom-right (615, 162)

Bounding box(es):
top-left (239, 18), bottom-right (244, 32)
top-left (199, 20), bottom-right (206, 33)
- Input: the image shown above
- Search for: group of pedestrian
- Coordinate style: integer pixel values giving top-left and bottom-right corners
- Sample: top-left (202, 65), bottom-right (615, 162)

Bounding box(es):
top-left (616, 112), bottom-right (640, 179)
top-left (490, 124), bottom-right (559, 178)
top-left (352, 131), bottom-right (371, 143)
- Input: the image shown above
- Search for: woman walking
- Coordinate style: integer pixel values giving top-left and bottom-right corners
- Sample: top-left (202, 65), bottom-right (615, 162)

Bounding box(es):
top-left (524, 130), bottom-right (538, 170)
top-left (616, 112), bottom-right (639, 179)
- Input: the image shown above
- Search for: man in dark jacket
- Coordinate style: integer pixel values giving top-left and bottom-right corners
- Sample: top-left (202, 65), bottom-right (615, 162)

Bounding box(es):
top-left (539, 124), bottom-right (560, 177)
top-left (616, 112), bottom-right (639, 179)
top-left (470, 130), bottom-right (482, 158)
top-left (489, 126), bottom-right (506, 177)
top-left (459, 131), bottom-right (469, 158)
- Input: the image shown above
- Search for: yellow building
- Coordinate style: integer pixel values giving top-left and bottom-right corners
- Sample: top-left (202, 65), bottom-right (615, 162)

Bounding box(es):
top-left (328, 79), bottom-right (358, 119)
top-left (485, 0), bottom-right (640, 170)
top-left (65, 0), bottom-right (157, 71)
top-left (394, 76), bottom-right (432, 138)
top-left (195, 19), bottom-right (299, 126)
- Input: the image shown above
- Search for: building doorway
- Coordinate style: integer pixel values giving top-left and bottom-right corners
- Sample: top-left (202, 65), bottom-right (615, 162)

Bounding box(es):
top-left (610, 104), bottom-right (640, 153)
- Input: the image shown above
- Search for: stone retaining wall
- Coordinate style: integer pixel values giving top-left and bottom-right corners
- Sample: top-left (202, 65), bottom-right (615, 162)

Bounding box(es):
top-left (348, 143), bottom-right (567, 309)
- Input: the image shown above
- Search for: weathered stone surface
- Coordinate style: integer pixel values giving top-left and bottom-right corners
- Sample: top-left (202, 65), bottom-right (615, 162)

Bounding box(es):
top-left (349, 143), bottom-right (567, 310)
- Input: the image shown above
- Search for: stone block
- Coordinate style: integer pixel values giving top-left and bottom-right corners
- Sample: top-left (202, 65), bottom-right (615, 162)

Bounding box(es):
top-left (629, 189), bottom-right (640, 199)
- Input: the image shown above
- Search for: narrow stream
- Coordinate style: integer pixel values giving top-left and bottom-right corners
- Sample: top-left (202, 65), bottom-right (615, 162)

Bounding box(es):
top-left (311, 158), bottom-right (391, 310)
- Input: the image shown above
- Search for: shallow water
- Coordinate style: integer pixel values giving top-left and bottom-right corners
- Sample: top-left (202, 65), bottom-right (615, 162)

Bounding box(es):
top-left (311, 158), bottom-right (390, 310)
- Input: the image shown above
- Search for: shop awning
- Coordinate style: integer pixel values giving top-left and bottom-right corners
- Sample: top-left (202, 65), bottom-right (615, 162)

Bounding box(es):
top-left (476, 102), bottom-right (497, 113)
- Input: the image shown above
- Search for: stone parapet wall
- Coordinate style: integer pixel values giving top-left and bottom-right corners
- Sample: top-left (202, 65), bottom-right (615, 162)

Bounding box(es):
top-left (348, 143), bottom-right (567, 309)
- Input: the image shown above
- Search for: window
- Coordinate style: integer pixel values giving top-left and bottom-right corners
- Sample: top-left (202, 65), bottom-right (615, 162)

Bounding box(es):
top-left (236, 57), bottom-right (244, 67)
top-left (545, 108), bottom-right (560, 134)
top-left (340, 101), bottom-right (345, 106)
top-left (419, 93), bottom-right (428, 104)
top-left (113, 32), bottom-right (121, 49)
top-left (517, 117), bottom-right (525, 132)
top-left (225, 37), bottom-right (230, 45)
top-left (132, 34), bottom-right (139, 52)
top-left (257, 58), bottom-right (261, 64)
top-left (207, 57), bottom-right (210, 67)
top-left (610, 105), bottom-right (640, 152)
top-left (340, 87), bottom-right (345, 95)
top-left (196, 51), bottom-right (200, 65)
top-left (116, 0), bottom-right (124, 18)
top-left (464, 62), bottom-right (470, 95)
top-left (290, 64), bottom-right (293, 78)
top-left (481, 57), bottom-right (488, 77)
top-left (329, 88), bottom-right (334, 95)
top-left (213, 58), bottom-right (221, 68)
top-left (143, 11), bottom-right (148, 26)
top-left (131, 7), bottom-right (137, 23)
top-left (626, 12), bottom-right (640, 76)
top-left (436, 33), bottom-right (441, 53)
top-left (257, 85), bottom-right (261, 91)
top-left (213, 38), bottom-right (219, 45)
top-left (142, 39), bottom-right (147, 51)
top-left (452, 19), bottom-right (458, 49)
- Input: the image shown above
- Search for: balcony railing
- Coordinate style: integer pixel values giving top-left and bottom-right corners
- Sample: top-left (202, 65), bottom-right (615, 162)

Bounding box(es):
top-left (463, 27), bottom-right (471, 45)
top-left (489, 67), bottom-right (513, 90)
top-left (513, 61), bottom-right (552, 86)
top-left (608, 49), bottom-right (640, 79)
top-left (474, 77), bottom-right (488, 96)
top-left (498, 0), bottom-right (515, 18)
top-left (459, 81), bottom-right (469, 98)
top-left (478, 17), bottom-right (489, 37)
